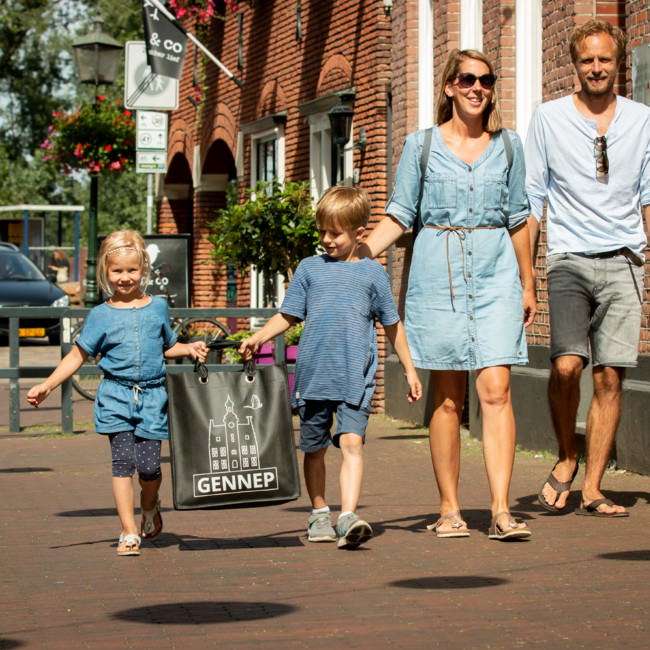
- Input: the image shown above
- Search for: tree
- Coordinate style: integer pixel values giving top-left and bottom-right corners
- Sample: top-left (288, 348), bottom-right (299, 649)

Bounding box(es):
top-left (0, 1), bottom-right (149, 235)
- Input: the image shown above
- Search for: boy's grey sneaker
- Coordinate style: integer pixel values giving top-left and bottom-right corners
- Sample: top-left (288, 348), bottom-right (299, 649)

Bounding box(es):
top-left (336, 512), bottom-right (373, 549)
top-left (307, 511), bottom-right (337, 542)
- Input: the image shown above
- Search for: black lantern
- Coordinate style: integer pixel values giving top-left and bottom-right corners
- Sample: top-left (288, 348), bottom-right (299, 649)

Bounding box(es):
top-left (72, 16), bottom-right (123, 92)
top-left (328, 102), bottom-right (354, 147)
top-left (72, 16), bottom-right (123, 307)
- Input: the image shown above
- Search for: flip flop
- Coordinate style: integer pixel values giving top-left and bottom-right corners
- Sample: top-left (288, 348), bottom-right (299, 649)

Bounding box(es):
top-left (427, 510), bottom-right (470, 538)
top-left (575, 497), bottom-right (629, 518)
top-left (538, 460), bottom-right (579, 513)
top-left (488, 512), bottom-right (532, 541)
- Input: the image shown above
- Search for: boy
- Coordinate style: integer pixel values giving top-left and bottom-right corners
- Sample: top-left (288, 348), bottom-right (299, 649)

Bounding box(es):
top-left (239, 186), bottom-right (422, 548)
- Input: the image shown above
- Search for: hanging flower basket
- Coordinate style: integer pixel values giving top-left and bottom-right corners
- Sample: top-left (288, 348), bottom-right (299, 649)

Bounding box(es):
top-left (40, 97), bottom-right (135, 175)
top-left (169, 0), bottom-right (254, 23)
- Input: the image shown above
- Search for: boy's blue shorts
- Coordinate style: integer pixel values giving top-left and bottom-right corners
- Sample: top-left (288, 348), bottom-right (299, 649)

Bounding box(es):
top-left (297, 400), bottom-right (371, 453)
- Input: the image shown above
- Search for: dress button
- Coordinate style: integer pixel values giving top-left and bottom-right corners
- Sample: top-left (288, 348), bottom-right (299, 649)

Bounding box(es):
top-left (468, 251), bottom-right (472, 256)
top-left (470, 316), bottom-right (474, 321)
top-left (469, 294), bottom-right (473, 299)
top-left (469, 208), bottom-right (473, 213)
top-left (469, 186), bottom-right (474, 191)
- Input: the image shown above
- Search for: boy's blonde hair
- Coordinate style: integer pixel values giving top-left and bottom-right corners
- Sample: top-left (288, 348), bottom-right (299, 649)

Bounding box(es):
top-left (435, 49), bottom-right (503, 132)
top-left (97, 230), bottom-right (151, 297)
top-left (315, 185), bottom-right (371, 230)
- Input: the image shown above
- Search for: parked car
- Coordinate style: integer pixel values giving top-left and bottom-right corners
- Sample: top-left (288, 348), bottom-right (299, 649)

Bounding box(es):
top-left (0, 242), bottom-right (70, 344)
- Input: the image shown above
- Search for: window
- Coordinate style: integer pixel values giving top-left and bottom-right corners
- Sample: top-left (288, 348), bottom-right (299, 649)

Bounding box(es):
top-left (249, 126), bottom-right (286, 318)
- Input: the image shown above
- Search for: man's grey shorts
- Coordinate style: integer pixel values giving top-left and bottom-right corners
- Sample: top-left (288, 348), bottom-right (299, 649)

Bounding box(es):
top-left (297, 400), bottom-right (371, 453)
top-left (546, 252), bottom-right (644, 367)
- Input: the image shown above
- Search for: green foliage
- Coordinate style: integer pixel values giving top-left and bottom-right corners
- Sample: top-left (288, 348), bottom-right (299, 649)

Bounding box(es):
top-left (207, 180), bottom-right (319, 304)
top-left (0, 0), bottom-right (80, 159)
top-left (284, 322), bottom-right (303, 346)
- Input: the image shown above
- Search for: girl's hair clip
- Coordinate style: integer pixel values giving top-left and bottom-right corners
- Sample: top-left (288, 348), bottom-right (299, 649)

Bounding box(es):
top-left (107, 245), bottom-right (138, 256)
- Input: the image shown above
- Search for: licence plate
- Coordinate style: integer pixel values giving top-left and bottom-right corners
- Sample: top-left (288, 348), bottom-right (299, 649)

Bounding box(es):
top-left (19, 328), bottom-right (46, 337)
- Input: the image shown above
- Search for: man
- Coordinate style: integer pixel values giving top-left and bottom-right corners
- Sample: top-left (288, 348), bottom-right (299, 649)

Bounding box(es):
top-left (525, 20), bottom-right (650, 517)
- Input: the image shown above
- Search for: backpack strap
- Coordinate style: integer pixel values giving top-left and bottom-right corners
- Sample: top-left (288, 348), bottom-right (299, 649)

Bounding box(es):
top-left (412, 127), bottom-right (433, 241)
top-left (412, 127), bottom-right (512, 242)
top-left (501, 128), bottom-right (513, 180)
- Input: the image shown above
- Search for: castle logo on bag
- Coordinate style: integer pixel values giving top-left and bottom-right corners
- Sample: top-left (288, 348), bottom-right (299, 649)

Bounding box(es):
top-left (192, 394), bottom-right (279, 497)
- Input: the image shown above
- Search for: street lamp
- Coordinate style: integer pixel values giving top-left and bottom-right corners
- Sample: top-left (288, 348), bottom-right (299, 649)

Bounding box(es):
top-left (72, 16), bottom-right (122, 307)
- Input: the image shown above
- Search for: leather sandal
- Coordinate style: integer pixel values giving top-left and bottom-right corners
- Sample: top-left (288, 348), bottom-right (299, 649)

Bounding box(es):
top-left (488, 511), bottom-right (531, 541)
top-left (427, 510), bottom-right (470, 537)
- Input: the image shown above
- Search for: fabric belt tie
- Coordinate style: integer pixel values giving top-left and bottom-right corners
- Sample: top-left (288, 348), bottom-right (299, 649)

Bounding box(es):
top-left (103, 374), bottom-right (165, 406)
top-left (425, 225), bottom-right (501, 300)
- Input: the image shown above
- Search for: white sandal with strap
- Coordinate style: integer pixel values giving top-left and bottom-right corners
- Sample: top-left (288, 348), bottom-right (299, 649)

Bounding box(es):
top-left (117, 533), bottom-right (141, 556)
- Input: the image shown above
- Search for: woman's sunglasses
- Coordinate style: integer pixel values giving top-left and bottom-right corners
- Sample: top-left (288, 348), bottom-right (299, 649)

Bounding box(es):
top-left (455, 72), bottom-right (497, 90)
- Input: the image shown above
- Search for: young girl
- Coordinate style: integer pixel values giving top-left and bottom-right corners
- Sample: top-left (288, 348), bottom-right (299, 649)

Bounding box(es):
top-left (27, 230), bottom-right (208, 557)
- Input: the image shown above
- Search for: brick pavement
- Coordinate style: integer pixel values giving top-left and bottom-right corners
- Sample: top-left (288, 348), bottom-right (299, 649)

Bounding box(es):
top-left (1, 380), bottom-right (650, 649)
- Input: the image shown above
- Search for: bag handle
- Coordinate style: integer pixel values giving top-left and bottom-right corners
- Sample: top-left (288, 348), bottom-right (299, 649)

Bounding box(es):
top-left (193, 340), bottom-right (256, 383)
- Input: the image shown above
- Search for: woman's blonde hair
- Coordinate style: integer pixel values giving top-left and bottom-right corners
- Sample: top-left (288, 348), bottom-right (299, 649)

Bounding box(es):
top-left (97, 230), bottom-right (151, 297)
top-left (435, 49), bottom-right (503, 132)
top-left (315, 185), bottom-right (370, 230)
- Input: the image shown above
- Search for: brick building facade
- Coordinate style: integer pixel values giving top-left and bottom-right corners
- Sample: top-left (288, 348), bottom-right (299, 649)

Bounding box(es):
top-left (156, 2), bottom-right (649, 436)
top-left (156, 0), bottom-right (394, 410)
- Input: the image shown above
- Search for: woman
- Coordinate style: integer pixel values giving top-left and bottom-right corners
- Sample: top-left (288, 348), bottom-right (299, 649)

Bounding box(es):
top-left (48, 248), bottom-right (70, 283)
top-left (362, 49), bottom-right (535, 540)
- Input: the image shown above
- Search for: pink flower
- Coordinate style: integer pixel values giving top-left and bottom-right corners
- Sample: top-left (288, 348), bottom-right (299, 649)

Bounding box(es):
top-left (110, 161), bottom-right (121, 171)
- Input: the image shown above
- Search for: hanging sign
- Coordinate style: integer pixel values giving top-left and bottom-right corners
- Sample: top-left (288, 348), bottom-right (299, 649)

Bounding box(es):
top-left (141, 0), bottom-right (188, 80)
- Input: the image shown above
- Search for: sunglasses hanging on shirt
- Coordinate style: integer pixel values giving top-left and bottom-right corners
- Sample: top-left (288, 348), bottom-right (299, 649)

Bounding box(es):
top-left (594, 136), bottom-right (609, 180)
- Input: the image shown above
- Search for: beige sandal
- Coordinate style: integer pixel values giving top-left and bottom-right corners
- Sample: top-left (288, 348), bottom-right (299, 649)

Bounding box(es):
top-left (427, 510), bottom-right (470, 538)
top-left (117, 533), bottom-right (141, 556)
top-left (488, 511), bottom-right (531, 541)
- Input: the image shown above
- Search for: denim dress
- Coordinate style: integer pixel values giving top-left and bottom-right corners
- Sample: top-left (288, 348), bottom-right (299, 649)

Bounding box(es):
top-left (386, 126), bottom-right (529, 370)
top-left (76, 296), bottom-right (177, 439)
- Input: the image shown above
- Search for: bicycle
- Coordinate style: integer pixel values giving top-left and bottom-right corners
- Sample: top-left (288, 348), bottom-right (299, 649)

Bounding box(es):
top-left (70, 313), bottom-right (231, 401)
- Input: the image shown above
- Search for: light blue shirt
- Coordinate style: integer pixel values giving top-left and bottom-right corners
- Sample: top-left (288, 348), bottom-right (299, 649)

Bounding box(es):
top-left (279, 255), bottom-right (399, 409)
top-left (525, 94), bottom-right (650, 258)
top-left (385, 127), bottom-right (528, 370)
top-left (76, 296), bottom-right (178, 439)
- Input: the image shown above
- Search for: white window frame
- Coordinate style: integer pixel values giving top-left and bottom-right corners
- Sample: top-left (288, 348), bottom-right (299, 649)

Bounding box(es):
top-left (460, 0), bottom-right (483, 51)
top-left (515, 0), bottom-right (542, 143)
top-left (418, 0), bottom-right (434, 130)
top-left (249, 125), bottom-right (286, 323)
top-left (307, 112), bottom-right (355, 200)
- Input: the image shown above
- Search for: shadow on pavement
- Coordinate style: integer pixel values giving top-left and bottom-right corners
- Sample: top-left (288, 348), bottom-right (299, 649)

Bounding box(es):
top-left (0, 639), bottom-right (25, 649)
top-left (111, 600), bottom-right (297, 624)
top-left (598, 550), bottom-right (650, 561)
top-left (390, 576), bottom-right (509, 589)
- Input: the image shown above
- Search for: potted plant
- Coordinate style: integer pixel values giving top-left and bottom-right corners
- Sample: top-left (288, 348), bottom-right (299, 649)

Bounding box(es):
top-left (207, 179), bottom-right (319, 307)
top-left (223, 323), bottom-right (301, 395)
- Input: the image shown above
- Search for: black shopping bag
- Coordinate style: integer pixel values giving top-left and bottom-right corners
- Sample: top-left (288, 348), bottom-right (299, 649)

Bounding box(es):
top-left (167, 360), bottom-right (300, 510)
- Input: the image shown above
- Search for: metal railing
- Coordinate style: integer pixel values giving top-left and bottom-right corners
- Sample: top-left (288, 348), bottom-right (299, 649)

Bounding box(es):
top-left (1, 307), bottom-right (289, 434)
